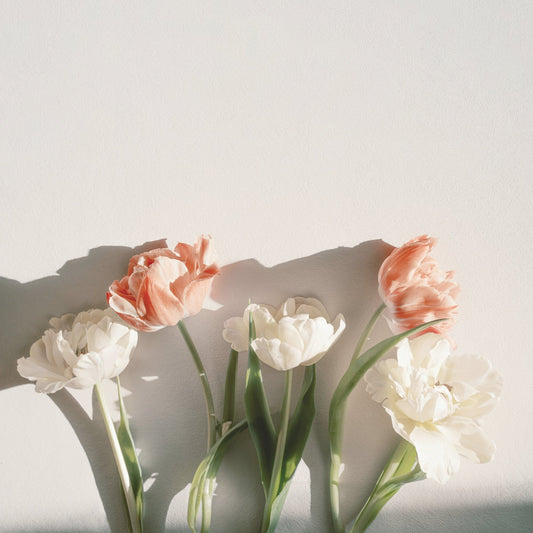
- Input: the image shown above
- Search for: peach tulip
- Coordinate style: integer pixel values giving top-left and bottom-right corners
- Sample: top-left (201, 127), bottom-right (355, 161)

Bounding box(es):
top-left (108, 235), bottom-right (220, 332)
top-left (378, 235), bottom-right (459, 336)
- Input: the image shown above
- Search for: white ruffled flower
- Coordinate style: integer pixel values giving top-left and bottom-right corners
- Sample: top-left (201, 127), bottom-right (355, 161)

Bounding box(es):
top-left (17, 308), bottom-right (138, 394)
top-left (365, 333), bottom-right (502, 484)
top-left (222, 297), bottom-right (345, 371)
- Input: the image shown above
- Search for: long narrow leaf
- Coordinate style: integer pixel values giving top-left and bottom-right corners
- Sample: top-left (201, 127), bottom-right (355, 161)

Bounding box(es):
top-left (281, 365), bottom-right (316, 489)
top-left (187, 419), bottom-right (248, 532)
top-left (266, 480), bottom-right (292, 533)
top-left (244, 314), bottom-right (276, 495)
top-left (350, 444), bottom-right (424, 533)
top-left (187, 455), bottom-right (210, 532)
top-left (266, 365), bottom-right (317, 533)
top-left (116, 378), bottom-right (144, 533)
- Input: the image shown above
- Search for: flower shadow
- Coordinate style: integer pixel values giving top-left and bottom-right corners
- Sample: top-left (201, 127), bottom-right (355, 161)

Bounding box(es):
top-left (0, 240), bottom-right (166, 533)
top-left (0, 238), bottom-right (396, 532)
top-left (203, 239), bottom-right (395, 531)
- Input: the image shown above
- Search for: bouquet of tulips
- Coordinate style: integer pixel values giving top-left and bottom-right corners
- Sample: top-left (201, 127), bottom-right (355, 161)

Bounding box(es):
top-left (17, 235), bottom-right (501, 532)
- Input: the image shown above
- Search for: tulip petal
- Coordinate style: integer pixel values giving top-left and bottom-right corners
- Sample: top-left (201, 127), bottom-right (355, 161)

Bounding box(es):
top-left (137, 256), bottom-right (187, 326)
top-left (222, 316), bottom-right (249, 352)
top-left (17, 356), bottom-right (71, 393)
top-left (178, 276), bottom-right (215, 317)
top-left (253, 338), bottom-right (302, 371)
top-left (73, 352), bottom-right (105, 387)
top-left (409, 425), bottom-right (460, 484)
top-left (278, 318), bottom-right (305, 353)
top-left (293, 297), bottom-right (331, 321)
top-left (439, 417), bottom-right (495, 464)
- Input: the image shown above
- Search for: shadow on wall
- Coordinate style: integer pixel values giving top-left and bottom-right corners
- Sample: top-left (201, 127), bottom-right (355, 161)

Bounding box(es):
top-left (0, 239), bottom-right (398, 532)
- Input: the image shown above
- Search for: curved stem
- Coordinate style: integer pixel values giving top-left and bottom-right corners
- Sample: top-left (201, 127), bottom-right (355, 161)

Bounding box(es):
top-left (178, 321), bottom-right (217, 451)
top-left (329, 303), bottom-right (385, 533)
top-left (261, 368), bottom-right (293, 533)
top-left (94, 382), bottom-right (140, 533)
top-left (353, 303), bottom-right (386, 360)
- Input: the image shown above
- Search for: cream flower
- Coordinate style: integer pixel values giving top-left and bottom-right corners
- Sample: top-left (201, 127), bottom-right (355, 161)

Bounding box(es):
top-left (17, 308), bottom-right (138, 394)
top-left (365, 333), bottom-right (502, 483)
top-left (223, 297), bottom-right (345, 371)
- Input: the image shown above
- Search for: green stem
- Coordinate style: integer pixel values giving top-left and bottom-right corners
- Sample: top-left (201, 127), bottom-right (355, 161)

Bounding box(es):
top-left (350, 441), bottom-right (421, 533)
top-left (329, 303), bottom-right (385, 533)
top-left (94, 382), bottom-right (140, 533)
top-left (200, 479), bottom-right (214, 533)
top-left (329, 449), bottom-right (344, 533)
top-left (352, 439), bottom-right (409, 532)
top-left (178, 321), bottom-right (217, 451)
top-left (353, 303), bottom-right (386, 360)
top-left (261, 368), bottom-right (293, 533)
top-left (221, 349), bottom-right (239, 434)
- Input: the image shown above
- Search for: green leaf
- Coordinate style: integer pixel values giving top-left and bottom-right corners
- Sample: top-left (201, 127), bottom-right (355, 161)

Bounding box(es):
top-left (350, 442), bottom-right (424, 533)
top-left (329, 318), bottom-right (446, 454)
top-left (266, 480), bottom-right (292, 533)
top-left (187, 419), bottom-right (248, 532)
top-left (265, 365), bottom-right (317, 533)
top-left (187, 456), bottom-right (210, 532)
top-left (281, 365), bottom-right (316, 490)
top-left (116, 377), bottom-right (144, 533)
top-left (244, 314), bottom-right (276, 496)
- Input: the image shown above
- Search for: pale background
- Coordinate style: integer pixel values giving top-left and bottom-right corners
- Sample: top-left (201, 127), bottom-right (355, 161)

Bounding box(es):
top-left (1, 2), bottom-right (531, 532)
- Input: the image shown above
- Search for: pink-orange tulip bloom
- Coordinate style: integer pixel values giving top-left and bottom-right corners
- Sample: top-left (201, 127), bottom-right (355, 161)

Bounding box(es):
top-left (378, 235), bottom-right (460, 336)
top-left (108, 235), bottom-right (220, 332)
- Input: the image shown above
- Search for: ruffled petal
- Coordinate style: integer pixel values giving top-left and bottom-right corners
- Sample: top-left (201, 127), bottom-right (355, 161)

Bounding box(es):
top-left (73, 352), bottom-right (105, 387)
top-left (137, 256), bottom-right (187, 326)
top-left (409, 425), bottom-right (460, 484)
top-left (439, 417), bottom-right (495, 464)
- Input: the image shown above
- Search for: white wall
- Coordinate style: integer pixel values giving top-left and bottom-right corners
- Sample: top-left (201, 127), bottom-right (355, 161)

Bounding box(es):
top-left (1, 2), bottom-right (531, 532)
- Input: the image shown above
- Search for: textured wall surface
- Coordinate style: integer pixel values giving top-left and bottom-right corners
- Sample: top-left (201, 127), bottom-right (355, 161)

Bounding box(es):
top-left (1, 2), bottom-right (531, 532)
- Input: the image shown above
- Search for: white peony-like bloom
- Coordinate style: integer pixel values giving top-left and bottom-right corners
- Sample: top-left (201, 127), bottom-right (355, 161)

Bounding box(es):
top-left (365, 333), bottom-right (502, 484)
top-left (222, 297), bottom-right (345, 371)
top-left (17, 308), bottom-right (138, 394)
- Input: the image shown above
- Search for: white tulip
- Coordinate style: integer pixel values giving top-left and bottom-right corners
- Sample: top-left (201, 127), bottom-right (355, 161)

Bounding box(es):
top-left (223, 297), bottom-right (345, 371)
top-left (365, 333), bottom-right (502, 483)
top-left (17, 308), bottom-right (138, 393)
